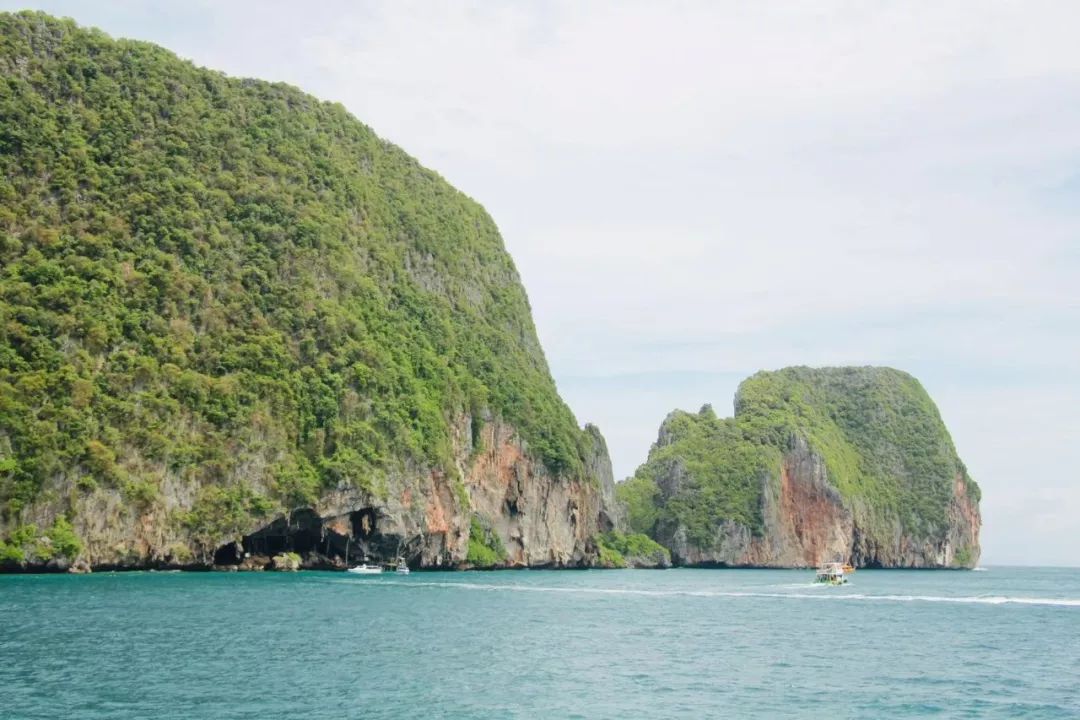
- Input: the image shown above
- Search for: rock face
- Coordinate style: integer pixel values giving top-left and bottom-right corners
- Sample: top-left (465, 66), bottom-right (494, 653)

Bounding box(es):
top-left (32, 415), bottom-right (618, 572)
top-left (269, 553), bottom-right (301, 572)
top-left (0, 12), bottom-right (618, 572)
top-left (622, 367), bottom-right (981, 568)
top-left (287, 416), bottom-right (618, 570)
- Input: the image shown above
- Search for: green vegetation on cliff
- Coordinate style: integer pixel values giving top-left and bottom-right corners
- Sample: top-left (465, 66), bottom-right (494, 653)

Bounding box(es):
top-left (615, 475), bottom-right (662, 537)
top-left (0, 516), bottom-right (81, 564)
top-left (466, 516), bottom-right (508, 568)
top-left (630, 403), bottom-right (779, 545)
top-left (595, 531), bottom-right (670, 568)
top-left (0, 12), bottom-right (592, 546)
top-left (626, 367), bottom-right (979, 551)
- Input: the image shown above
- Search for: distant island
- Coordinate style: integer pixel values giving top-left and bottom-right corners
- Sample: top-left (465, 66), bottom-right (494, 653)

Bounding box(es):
top-left (619, 367), bottom-right (981, 568)
top-left (0, 13), bottom-right (979, 573)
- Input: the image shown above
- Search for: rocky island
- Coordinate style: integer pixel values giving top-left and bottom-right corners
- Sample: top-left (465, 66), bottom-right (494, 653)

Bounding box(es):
top-left (618, 367), bottom-right (981, 568)
top-left (0, 12), bottom-right (626, 572)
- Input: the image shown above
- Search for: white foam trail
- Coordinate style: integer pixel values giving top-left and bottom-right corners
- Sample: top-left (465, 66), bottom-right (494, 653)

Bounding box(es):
top-left (326, 578), bottom-right (1080, 608)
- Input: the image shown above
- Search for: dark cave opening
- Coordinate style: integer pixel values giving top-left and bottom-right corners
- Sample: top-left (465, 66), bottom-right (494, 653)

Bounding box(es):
top-left (242, 508), bottom-right (324, 557)
top-left (213, 541), bottom-right (242, 566)
top-left (210, 507), bottom-right (397, 569)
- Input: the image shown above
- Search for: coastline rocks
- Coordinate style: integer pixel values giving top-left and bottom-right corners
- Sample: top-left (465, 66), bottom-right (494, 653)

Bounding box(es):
top-left (623, 551), bottom-right (672, 569)
top-left (8, 414), bottom-right (620, 574)
top-left (67, 559), bottom-right (92, 574)
top-left (269, 553), bottom-right (301, 572)
top-left (44, 557), bottom-right (70, 573)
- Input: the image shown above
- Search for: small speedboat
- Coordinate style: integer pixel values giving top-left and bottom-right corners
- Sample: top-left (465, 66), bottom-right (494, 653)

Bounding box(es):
top-left (347, 563), bottom-right (383, 575)
top-left (395, 558), bottom-right (410, 575)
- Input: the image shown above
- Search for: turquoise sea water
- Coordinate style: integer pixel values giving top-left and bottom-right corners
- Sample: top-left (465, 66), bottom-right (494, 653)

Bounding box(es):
top-left (2, 567), bottom-right (1078, 718)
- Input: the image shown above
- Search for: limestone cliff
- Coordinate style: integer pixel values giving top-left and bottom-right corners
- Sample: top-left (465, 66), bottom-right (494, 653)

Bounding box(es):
top-left (47, 413), bottom-right (618, 571)
top-left (0, 13), bottom-right (617, 571)
top-left (621, 367), bottom-right (981, 568)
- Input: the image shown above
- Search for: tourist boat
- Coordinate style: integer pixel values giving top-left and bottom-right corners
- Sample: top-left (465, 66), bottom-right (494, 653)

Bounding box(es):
top-left (814, 562), bottom-right (848, 585)
top-left (395, 559), bottom-right (410, 575)
top-left (346, 563), bottom-right (383, 575)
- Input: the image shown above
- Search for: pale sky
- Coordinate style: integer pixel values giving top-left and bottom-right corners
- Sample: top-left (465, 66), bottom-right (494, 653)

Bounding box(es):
top-left (5, 1), bottom-right (1079, 566)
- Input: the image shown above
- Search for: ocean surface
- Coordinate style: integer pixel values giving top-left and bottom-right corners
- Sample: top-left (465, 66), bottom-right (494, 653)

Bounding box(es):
top-left (2, 567), bottom-right (1078, 719)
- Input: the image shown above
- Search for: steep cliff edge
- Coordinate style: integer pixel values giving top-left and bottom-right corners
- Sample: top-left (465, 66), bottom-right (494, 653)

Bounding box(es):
top-left (619, 367), bottom-right (981, 568)
top-left (0, 12), bottom-right (618, 571)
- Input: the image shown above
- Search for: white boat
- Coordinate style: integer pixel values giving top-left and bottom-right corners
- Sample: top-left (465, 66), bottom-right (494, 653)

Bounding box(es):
top-left (395, 559), bottom-right (410, 575)
top-left (814, 561), bottom-right (849, 585)
top-left (347, 563), bottom-right (383, 575)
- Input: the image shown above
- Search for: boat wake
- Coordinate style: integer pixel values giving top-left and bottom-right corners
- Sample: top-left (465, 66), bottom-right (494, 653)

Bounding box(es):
top-left (766, 582), bottom-right (833, 590)
top-left (330, 578), bottom-right (1080, 608)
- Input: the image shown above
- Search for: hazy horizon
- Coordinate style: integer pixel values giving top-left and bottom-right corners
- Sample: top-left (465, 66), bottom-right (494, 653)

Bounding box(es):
top-left (4, 1), bottom-right (1078, 567)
